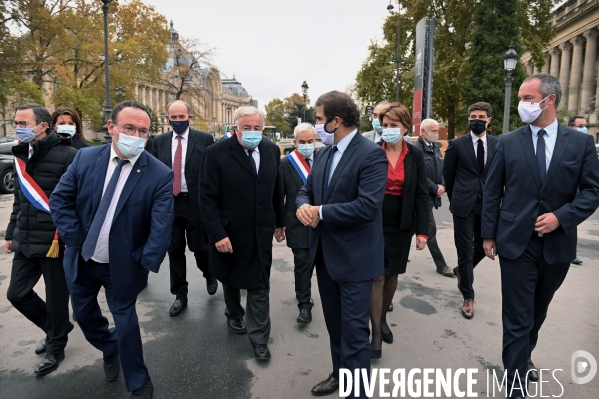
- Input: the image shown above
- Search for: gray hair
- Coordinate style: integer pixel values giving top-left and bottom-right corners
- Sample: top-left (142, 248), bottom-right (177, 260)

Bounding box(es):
top-left (293, 122), bottom-right (316, 139)
top-left (421, 118), bottom-right (439, 130)
top-left (523, 73), bottom-right (562, 108)
top-left (233, 106), bottom-right (265, 128)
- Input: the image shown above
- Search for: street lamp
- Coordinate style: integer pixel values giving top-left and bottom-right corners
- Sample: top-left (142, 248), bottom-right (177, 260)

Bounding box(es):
top-left (301, 81), bottom-right (309, 122)
top-left (114, 86), bottom-right (126, 103)
top-left (101, 0), bottom-right (113, 143)
top-left (502, 43), bottom-right (519, 133)
top-left (226, 104), bottom-right (232, 125)
top-left (387, 1), bottom-right (401, 103)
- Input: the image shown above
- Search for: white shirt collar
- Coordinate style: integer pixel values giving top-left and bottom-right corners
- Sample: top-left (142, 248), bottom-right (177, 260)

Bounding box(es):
top-left (471, 131), bottom-right (487, 143)
top-left (110, 143), bottom-right (142, 167)
top-left (173, 128), bottom-right (189, 141)
top-left (336, 129), bottom-right (358, 154)
top-left (530, 119), bottom-right (558, 138)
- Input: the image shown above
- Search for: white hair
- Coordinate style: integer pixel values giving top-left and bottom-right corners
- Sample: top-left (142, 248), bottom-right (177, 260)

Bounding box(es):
top-left (293, 122), bottom-right (316, 139)
top-left (421, 118), bottom-right (439, 130)
top-left (233, 106), bottom-right (265, 128)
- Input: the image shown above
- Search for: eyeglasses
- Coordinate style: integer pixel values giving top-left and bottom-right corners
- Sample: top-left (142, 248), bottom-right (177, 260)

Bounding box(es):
top-left (11, 121), bottom-right (31, 129)
top-left (117, 125), bottom-right (150, 138)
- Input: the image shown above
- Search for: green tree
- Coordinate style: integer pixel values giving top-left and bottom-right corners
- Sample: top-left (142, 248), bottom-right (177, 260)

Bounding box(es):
top-left (264, 98), bottom-right (289, 135)
top-left (148, 107), bottom-right (161, 134)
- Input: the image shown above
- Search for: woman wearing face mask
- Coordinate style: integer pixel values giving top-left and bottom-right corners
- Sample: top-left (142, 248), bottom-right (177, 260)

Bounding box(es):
top-left (370, 103), bottom-right (429, 359)
top-left (51, 107), bottom-right (89, 149)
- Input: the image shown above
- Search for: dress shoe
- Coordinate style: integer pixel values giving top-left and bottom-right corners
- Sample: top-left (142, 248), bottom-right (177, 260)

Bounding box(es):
top-left (130, 378), bottom-right (153, 399)
top-left (388, 302), bottom-right (394, 312)
top-left (311, 374), bottom-right (339, 396)
top-left (528, 358), bottom-right (538, 382)
top-left (169, 298), bottom-right (187, 317)
top-left (461, 299), bottom-right (474, 319)
top-left (228, 318), bottom-right (247, 334)
top-left (453, 266), bottom-right (461, 290)
top-left (206, 275), bottom-right (218, 295)
top-left (35, 322), bottom-right (74, 355)
top-left (253, 344), bottom-right (271, 360)
top-left (297, 308), bottom-right (312, 323)
top-left (103, 353), bottom-right (120, 381)
top-left (382, 331), bottom-right (393, 344)
top-left (571, 257), bottom-right (583, 265)
top-left (34, 351), bottom-right (65, 375)
top-left (437, 265), bottom-right (456, 277)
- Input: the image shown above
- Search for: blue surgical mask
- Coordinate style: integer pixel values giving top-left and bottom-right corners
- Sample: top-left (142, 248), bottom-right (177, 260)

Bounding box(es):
top-left (577, 127), bottom-right (588, 134)
top-left (372, 118), bottom-right (383, 133)
top-left (315, 124), bottom-right (334, 145)
top-left (169, 120), bottom-right (189, 134)
top-left (241, 131), bottom-right (262, 148)
top-left (297, 143), bottom-right (315, 158)
top-left (16, 127), bottom-right (41, 143)
top-left (382, 128), bottom-right (403, 145)
top-left (116, 132), bottom-right (146, 158)
top-left (56, 125), bottom-right (76, 137)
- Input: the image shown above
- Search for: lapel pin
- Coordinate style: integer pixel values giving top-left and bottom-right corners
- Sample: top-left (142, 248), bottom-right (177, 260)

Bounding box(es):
top-left (137, 169), bottom-right (141, 173)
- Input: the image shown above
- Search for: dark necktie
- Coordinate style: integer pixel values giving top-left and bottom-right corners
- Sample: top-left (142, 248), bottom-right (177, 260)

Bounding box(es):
top-left (537, 129), bottom-right (546, 183)
top-left (81, 158), bottom-right (130, 261)
top-left (324, 146), bottom-right (338, 191)
top-left (247, 149), bottom-right (257, 175)
top-left (477, 139), bottom-right (484, 173)
top-left (173, 135), bottom-right (182, 195)
top-left (305, 158), bottom-right (311, 169)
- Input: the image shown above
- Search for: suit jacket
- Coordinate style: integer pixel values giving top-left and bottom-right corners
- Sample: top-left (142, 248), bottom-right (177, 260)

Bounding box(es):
top-left (362, 130), bottom-right (378, 142)
top-left (280, 150), bottom-right (319, 249)
top-left (443, 133), bottom-right (498, 217)
top-left (49, 145), bottom-right (174, 301)
top-left (378, 140), bottom-right (430, 235)
top-left (296, 133), bottom-right (388, 283)
top-left (199, 137), bottom-right (285, 290)
top-left (151, 128), bottom-right (215, 218)
top-left (482, 124), bottom-right (599, 263)
top-left (415, 136), bottom-right (445, 209)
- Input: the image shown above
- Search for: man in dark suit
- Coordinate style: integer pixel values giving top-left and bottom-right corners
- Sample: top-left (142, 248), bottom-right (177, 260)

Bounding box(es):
top-left (151, 100), bottom-right (217, 317)
top-left (296, 91), bottom-right (387, 398)
top-left (443, 102), bottom-right (498, 319)
top-left (50, 100), bottom-right (174, 399)
top-left (200, 106), bottom-right (285, 361)
top-left (280, 122), bottom-right (319, 324)
top-left (482, 74), bottom-right (599, 399)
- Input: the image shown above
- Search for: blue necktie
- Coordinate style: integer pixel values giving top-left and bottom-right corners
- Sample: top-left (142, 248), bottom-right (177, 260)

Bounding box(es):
top-left (536, 129), bottom-right (546, 183)
top-left (323, 145), bottom-right (337, 191)
top-left (81, 158), bottom-right (129, 261)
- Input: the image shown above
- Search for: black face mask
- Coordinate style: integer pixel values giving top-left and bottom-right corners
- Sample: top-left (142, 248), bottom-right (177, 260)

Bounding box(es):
top-left (170, 120), bottom-right (189, 134)
top-left (324, 117), bottom-right (338, 134)
top-left (469, 119), bottom-right (487, 135)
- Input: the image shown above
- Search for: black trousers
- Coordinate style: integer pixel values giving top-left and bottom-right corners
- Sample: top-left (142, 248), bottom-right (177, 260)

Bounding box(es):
top-left (427, 207), bottom-right (448, 268)
top-left (452, 198), bottom-right (485, 300)
top-left (500, 233), bottom-right (570, 398)
top-left (222, 268), bottom-right (271, 346)
top-left (6, 252), bottom-right (70, 354)
top-left (168, 194), bottom-right (211, 299)
top-left (291, 247), bottom-right (313, 310)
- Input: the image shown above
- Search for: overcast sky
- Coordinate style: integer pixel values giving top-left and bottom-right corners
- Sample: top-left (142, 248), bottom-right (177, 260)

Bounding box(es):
top-left (144, 0), bottom-right (395, 109)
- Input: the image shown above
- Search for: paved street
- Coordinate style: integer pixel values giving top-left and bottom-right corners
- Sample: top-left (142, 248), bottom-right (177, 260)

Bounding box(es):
top-left (0, 197), bottom-right (598, 399)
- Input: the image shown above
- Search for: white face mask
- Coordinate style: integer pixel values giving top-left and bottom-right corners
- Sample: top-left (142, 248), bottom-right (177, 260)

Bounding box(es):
top-left (518, 95), bottom-right (549, 124)
top-left (315, 124), bottom-right (334, 145)
top-left (56, 125), bottom-right (76, 137)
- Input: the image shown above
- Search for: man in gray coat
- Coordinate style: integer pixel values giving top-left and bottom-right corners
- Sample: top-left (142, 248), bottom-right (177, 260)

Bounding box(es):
top-left (280, 123), bottom-right (319, 323)
top-left (361, 101), bottom-right (389, 142)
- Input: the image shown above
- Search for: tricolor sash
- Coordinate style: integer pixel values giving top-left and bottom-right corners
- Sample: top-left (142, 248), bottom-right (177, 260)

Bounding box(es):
top-left (287, 149), bottom-right (311, 184)
top-left (14, 158), bottom-right (50, 214)
top-left (222, 131), bottom-right (235, 139)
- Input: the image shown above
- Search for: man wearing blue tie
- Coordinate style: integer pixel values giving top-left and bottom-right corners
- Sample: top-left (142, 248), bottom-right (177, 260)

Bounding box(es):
top-left (50, 100), bottom-right (174, 399)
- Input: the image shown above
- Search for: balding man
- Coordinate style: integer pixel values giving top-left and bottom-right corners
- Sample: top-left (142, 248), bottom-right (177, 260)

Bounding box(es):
top-left (362, 101), bottom-right (389, 142)
top-left (151, 100), bottom-right (216, 317)
top-left (416, 119), bottom-right (453, 278)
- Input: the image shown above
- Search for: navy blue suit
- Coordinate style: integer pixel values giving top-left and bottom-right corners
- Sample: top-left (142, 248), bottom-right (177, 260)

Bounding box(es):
top-left (482, 124), bottom-right (599, 396)
top-left (50, 144), bottom-right (174, 392)
top-left (296, 132), bottom-right (387, 398)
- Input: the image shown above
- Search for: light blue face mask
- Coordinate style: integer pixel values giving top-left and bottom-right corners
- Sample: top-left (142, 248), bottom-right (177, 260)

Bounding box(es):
top-left (15, 127), bottom-right (41, 143)
top-left (577, 127), bottom-right (588, 134)
top-left (372, 118), bottom-right (383, 133)
top-left (381, 128), bottom-right (403, 145)
top-left (241, 131), bottom-right (262, 148)
top-left (297, 143), bottom-right (315, 158)
top-left (56, 125), bottom-right (76, 137)
top-left (116, 132), bottom-right (146, 158)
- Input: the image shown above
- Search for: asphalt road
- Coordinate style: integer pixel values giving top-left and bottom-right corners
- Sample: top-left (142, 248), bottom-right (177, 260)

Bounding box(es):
top-left (0, 199), bottom-right (598, 399)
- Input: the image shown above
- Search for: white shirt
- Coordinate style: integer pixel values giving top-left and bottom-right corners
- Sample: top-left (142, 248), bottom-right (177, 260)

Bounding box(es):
top-left (245, 146), bottom-right (260, 174)
top-left (91, 146), bottom-right (141, 263)
top-left (530, 119), bottom-right (558, 172)
top-left (471, 131), bottom-right (488, 166)
top-left (374, 132), bottom-right (381, 142)
top-left (171, 129), bottom-right (189, 192)
top-left (28, 144), bottom-right (33, 159)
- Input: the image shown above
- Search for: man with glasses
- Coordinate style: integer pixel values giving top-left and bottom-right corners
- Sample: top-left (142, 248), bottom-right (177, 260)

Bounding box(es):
top-left (5, 103), bottom-right (77, 375)
top-left (50, 100), bottom-right (174, 399)
top-left (443, 102), bottom-right (498, 319)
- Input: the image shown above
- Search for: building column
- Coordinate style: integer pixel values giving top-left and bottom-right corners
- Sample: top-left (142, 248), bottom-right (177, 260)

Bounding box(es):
top-left (549, 47), bottom-right (560, 78)
top-left (568, 35), bottom-right (585, 114)
top-left (581, 29), bottom-right (598, 114)
top-left (541, 54), bottom-right (550, 74)
top-left (558, 41), bottom-right (572, 110)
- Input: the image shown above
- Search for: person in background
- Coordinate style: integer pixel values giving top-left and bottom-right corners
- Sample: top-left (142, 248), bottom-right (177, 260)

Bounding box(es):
top-left (362, 101), bottom-right (389, 143)
top-left (52, 107), bottom-right (89, 149)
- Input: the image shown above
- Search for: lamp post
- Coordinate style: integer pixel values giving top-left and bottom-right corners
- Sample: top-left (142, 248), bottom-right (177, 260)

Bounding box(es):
top-left (301, 81), bottom-right (309, 122)
top-left (226, 104), bottom-right (232, 125)
top-left (114, 86), bottom-right (126, 103)
top-left (387, 1), bottom-right (401, 103)
top-left (502, 43), bottom-right (519, 133)
top-left (101, 0), bottom-right (113, 143)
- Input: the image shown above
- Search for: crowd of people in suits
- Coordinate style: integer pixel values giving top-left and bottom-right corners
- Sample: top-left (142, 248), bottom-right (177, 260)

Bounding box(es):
top-left (4, 72), bottom-right (599, 399)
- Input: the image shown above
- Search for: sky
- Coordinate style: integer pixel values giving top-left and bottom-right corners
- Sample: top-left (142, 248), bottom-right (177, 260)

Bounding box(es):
top-left (143, 0), bottom-right (396, 109)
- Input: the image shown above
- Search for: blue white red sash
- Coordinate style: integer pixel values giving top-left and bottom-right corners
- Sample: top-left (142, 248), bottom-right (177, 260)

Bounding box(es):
top-left (14, 158), bottom-right (51, 214)
top-left (287, 149), bottom-right (311, 184)
top-left (222, 131), bottom-right (235, 139)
